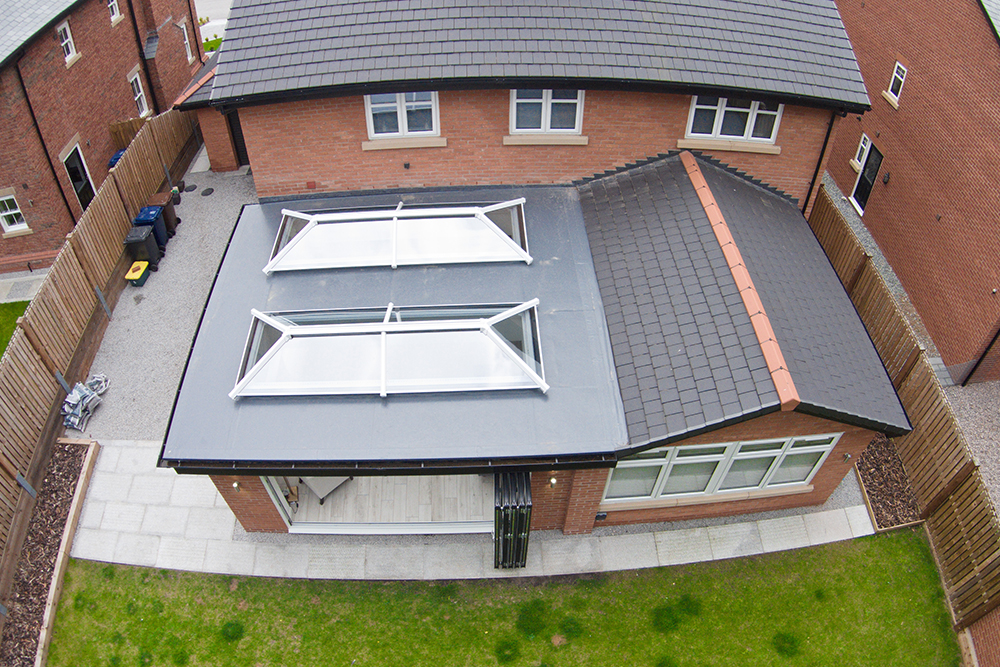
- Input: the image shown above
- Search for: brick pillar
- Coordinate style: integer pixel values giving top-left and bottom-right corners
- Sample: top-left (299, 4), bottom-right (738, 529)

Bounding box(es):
top-left (197, 107), bottom-right (239, 172)
top-left (563, 468), bottom-right (611, 535)
top-left (211, 475), bottom-right (288, 533)
top-left (530, 470), bottom-right (573, 530)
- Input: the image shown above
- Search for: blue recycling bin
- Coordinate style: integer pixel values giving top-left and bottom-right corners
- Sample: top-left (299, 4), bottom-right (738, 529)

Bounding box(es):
top-left (108, 149), bottom-right (127, 169)
top-left (133, 205), bottom-right (168, 250)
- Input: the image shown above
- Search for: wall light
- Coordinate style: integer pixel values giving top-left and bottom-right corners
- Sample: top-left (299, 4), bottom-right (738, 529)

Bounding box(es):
top-left (549, 476), bottom-right (558, 488)
top-left (843, 453), bottom-right (852, 462)
top-left (232, 481), bottom-right (241, 492)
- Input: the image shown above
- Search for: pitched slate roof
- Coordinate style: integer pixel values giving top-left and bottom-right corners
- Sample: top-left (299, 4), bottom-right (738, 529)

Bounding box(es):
top-left (579, 154), bottom-right (909, 449)
top-left (174, 51), bottom-right (219, 109)
top-left (0, 0), bottom-right (82, 68)
top-left (981, 0), bottom-right (1000, 41)
top-left (211, 0), bottom-right (869, 111)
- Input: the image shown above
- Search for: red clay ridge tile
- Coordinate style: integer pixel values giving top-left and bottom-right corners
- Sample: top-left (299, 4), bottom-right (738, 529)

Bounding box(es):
top-left (679, 151), bottom-right (800, 412)
top-left (173, 66), bottom-right (218, 107)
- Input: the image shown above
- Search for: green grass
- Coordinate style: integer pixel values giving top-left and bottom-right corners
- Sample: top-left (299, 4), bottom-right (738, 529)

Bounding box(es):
top-left (203, 37), bottom-right (222, 52)
top-left (0, 300), bottom-right (28, 354)
top-left (49, 528), bottom-right (959, 666)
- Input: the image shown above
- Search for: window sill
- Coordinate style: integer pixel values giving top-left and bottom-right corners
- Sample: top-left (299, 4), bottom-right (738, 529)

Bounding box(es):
top-left (677, 137), bottom-right (781, 155)
top-left (361, 136), bottom-right (447, 151)
top-left (3, 227), bottom-right (33, 239)
top-left (64, 52), bottom-right (81, 69)
top-left (599, 483), bottom-right (813, 512)
top-left (849, 159), bottom-right (862, 173)
top-left (503, 134), bottom-right (589, 146)
top-left (111, 14), bottom-right (124, 27)
top-left (881, 90), bottom-right (900, 109)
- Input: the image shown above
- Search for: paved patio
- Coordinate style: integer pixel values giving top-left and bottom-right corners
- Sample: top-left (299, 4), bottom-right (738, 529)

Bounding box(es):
top-left (50, 152), bottom-right (877, 579)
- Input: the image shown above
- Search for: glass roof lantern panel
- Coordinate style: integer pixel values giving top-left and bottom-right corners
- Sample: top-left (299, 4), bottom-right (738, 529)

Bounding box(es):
top-left (265, 199), bottom-right (531, 273)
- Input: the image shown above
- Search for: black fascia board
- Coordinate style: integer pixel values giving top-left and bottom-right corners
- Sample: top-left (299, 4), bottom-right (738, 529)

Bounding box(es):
top-left (157, 452), bottom-right (617, 476)
top-left (0, 0), bottom-right (90, 71)
top-left (210, 76), bottom-right (870, 116)
top-left (792, 402), bottom-right (912, 438)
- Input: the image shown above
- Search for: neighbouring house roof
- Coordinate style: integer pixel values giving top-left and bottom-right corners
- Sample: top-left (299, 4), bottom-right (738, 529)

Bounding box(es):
top-left (981, 0), bottom-right (1000, 41)
top-left (579, 154), bottom-right (910, 452)
top-left (0, 0), bottom-right (84, 69)
top-left (209, 0), bottom-right (870, 112)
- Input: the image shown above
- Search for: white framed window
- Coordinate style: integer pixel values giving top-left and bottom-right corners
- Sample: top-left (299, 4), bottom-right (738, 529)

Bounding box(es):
top-left (56, 21), bottom-right (77, 63)
top-left (179, 22), bottom-right (193, 62)
top-left (0, 194), bottom-right (28, 233)
top-left (510, 90), bottom-right (584, 134)
top-left (364, 92), bottom-right (439, 139)
top-left (885, 62), bottom-right (907, 105)
top-left (850, 134), bottom-right (871, 173)
top-left (231, 300), bottom-right (548, 399)
top-left (129, 72), bottom-right (149, 117)
top-left (107, 0), bottom-right (121, 21)
top-left (685, 96), bottom-right (783, 143)
top-left (602, 434), bottom-right (841, 502)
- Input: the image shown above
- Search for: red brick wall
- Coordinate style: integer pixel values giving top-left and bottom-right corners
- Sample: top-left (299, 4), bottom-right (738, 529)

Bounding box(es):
top-left (828, 0), bottom-right (1000, 381)
top-left (197, 107), bottom-right (239, 171)
top-left (531, 411), bottom-right (874, 532)
top-left (211, 475), bottom-right (289, 533)
top-left (971, 606), bottom-right (1000, 667)
top-left (239, 89), bottom-right (833, 203)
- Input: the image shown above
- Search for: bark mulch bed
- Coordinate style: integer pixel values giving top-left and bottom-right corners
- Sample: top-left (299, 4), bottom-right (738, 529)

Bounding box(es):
top-left (857, 433), bottom-right (921, 530)
top-left (0, 442), bottom-right (87, 667)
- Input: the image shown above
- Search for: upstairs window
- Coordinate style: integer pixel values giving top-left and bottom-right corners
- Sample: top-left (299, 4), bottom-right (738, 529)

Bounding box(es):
top-left (180, 23), bottom-right (193, 62)
top-left (365, 92), bottom-right (438, 139)
top-left (510, 90), bottom-right (584, 133)
top-left (129, 72), bottom-right (149, 117)
top-left (686, 96), bottom-right (782, 143)
top-left (265, 199), bottom-right (531, 273)
top-left (850, 133), bottom-right (871, 173)
top-left (56, 21), bottom-right (77, 63)
top-left (231, 300), bottom-right (548, 399)
top-left (107, 0), bottom-right (121, 21)
top-left (0, 194), bottom-right (27, 233)
top-left (884, 62), bottom-right (907, 107)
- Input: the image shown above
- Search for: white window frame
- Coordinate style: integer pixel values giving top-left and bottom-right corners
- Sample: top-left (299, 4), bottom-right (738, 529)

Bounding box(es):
top-left (364, 92), bottom-right (440, 140)
top-left (602, 434), bottom-right (841, 503)
top-left (509, 89), bottom-right (584, 134)
top-left (685, 96), bottom-right (783, 143)
top-left (179, 22), bottom-right (194, 62)
top-left (107, 0), bottom-right (121, 22)
top-left (56, 21), bottom-right (78, 64)
top-left (0, 193), bottom-right (29, 234)
top-left (850, 134), bottom-right (871, 173)
top-left (884, 62), bottom-right (907, 107)
top-left (129, 71), bottom-right (150, 118)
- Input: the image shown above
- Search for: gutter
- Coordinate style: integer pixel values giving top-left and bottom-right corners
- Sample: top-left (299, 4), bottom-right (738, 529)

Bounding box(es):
top-left (14, 54), bottom-right (76, 223)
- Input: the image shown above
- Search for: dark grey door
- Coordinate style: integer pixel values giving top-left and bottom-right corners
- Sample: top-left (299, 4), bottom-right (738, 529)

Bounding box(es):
top-left (227, 110), bottom-right (250, 167)
top-left (851, 143), bottom-right (883, 212)
top-left (64, 146), bottom-right (95, 211)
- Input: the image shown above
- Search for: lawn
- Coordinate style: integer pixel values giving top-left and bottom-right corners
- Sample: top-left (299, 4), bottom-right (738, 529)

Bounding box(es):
top-left (48, 528), bottom-right (959, 667)
top-left (0, 301), bottom-right (28, 355)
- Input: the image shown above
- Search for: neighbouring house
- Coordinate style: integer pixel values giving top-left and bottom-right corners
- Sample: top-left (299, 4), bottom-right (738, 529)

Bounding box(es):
top-left (159, 0), bottom-right (910, 564)
top-left (0, 0), bottom-right (204, 273)
top-left (827, 0), bottom-right (1000, 384)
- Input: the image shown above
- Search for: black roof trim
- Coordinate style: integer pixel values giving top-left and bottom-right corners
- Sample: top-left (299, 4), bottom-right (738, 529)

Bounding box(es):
top-left (793, 402), bottom-right (910, 438)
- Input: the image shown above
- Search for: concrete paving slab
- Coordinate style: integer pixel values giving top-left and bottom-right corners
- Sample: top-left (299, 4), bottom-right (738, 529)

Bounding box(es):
top-left (541, 536), bottom-right (602, 575)
top-left (72, 528), bottom-right (120, 562)
top-left (803, 509), bottom-right (854, 545)
top-left (424, 541), bottom-right (489, 580)
top-left (87, 471), bottom-right (133, 502)
top-left (253, 544), bottom-right (310, 579)
top-left (127, 474), bottom-right (176, 504)
top-left (598, 532), bottom-right (658, 571)
top-left (114, 533), bottom-right (160, 567)
top-left (306, 544), bottom-right (367, 580)
top-left (100, 502), bottom-right (146, 533)
top-left (203, 540), bottom-right (257, 576)
top-left (490, 536), bottom-right (545, 578)
top-left (708, 523), bottom-right (763, 560)
top-left (95, 446), bottom-right (122, 473)
top-left (655, 527), bottom-right (712, 566)
top-left (169, 475), bottom-right (222, 507)
top-left (366, 544), bottom-right (425, 579)
top-left (78, 499), bottom-right (106, 530)
top-left (757, 515), bottom-right (810, 553)
top-left (157, 536), bottom-right (208, 571)
top-left (845, 505), bottom-right (875, 537)
top-left (185, 507), bottom-right (236, 540)
top-left (141, 505), bottom-right (191, 536)
top-left (115, 444), bottom-right (162, 473)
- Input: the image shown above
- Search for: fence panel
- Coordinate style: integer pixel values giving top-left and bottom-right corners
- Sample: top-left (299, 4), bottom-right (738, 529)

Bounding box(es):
top-left (849, 263), bottom-right (922, 382)
top-left (110, 123), bottom-right (165, 219)
top-left (72, 179), bottom-right (133, 285)
top-left (109, 118), bottom-right (148, 151)
top-left (148, 111), bottom-right (195, 167)
top-left (0, 332), bottom-right (59, 475)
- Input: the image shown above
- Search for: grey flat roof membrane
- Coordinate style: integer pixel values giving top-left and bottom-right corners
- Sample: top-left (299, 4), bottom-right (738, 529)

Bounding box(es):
top-left (161, 186), bottom-right (628, 471)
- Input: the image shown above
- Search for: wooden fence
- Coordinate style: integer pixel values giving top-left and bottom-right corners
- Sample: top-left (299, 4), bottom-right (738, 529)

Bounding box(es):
top-left (0, 109), bottom-right (197, 642)
top-left (808, 186), bottom-right (999, 629)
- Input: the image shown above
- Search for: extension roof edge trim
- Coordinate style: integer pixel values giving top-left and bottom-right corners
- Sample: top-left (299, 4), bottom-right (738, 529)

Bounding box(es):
top-left (230, 300), bottom-right (549, 399)
top-left (263, 199), bottom-right (531, 274)
top-left (679, 150), bottom-right (801, 412)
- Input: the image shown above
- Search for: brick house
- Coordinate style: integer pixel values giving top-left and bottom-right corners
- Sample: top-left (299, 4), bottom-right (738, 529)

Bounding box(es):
top-left (0, 0), bottom-right (204, 273)
top-left (827, 0), bottom-right (1000, 384)
top-left (159, 0), bottom-right (909, 562)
